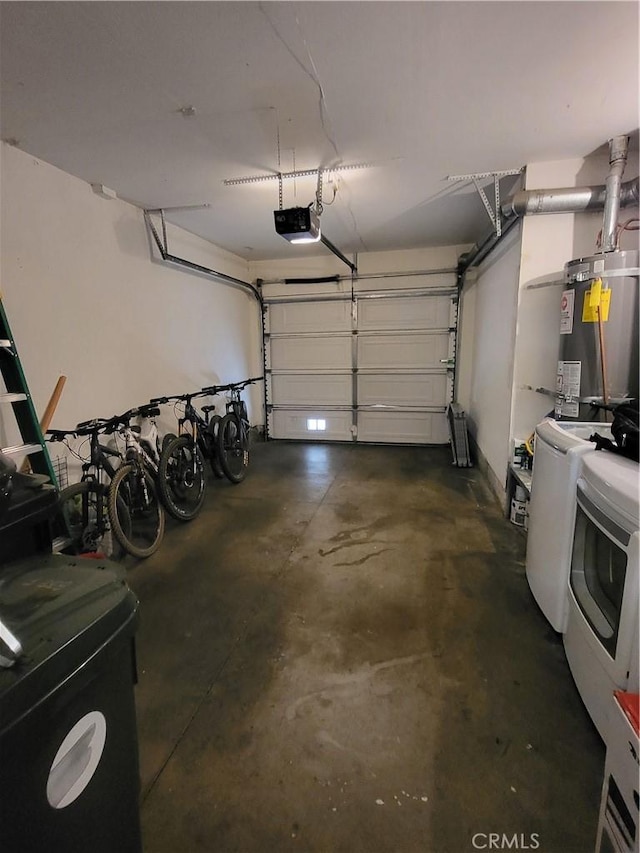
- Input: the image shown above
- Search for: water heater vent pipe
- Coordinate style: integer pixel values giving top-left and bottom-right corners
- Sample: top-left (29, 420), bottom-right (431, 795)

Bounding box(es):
top-left (502, 176), bottom-right (638, 218)
top-left (601, 135), bottom-right (630, 252)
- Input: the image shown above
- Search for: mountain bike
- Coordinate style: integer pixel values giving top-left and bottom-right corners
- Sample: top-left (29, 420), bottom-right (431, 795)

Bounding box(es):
top-left (216, 377), bottom-right (262, 484)
top-left (107, 405), bottom-right (166, 558)
top-left (151, 389), bottom-right (218, 522)
top-left (47, 418), bottom-right (127, 558)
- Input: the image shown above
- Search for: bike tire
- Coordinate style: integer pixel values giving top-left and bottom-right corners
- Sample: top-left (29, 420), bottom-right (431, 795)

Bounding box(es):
top-left (206, 415), bottom-right (225, 479)
top-left (217, 413), bottom-right (249, 484)
top-left (108, 463), bottom-right (165, 558)
top-left (157, 435), bottom-right (207, 521)
top-left (56, 480), bottom-right (126, 559)
top-left (161, 432), bottom-right (177, 453)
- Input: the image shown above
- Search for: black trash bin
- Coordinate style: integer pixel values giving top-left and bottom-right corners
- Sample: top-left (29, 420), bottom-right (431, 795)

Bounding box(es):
top-left (0, 553), bottom-right (141, 853)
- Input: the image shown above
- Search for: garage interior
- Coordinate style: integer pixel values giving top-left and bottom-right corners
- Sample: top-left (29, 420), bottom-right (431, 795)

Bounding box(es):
top-left (0, 3), bottom-right (638, 853)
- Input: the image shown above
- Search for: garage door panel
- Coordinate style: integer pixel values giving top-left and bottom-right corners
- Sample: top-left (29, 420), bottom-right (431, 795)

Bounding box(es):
top-left (270, 409), bottom-right (353, 441)
top-left (267, 300), bottom-right (352, 334)
top-left (270, 336), bottom-right (352, 371)
top-left (357, 372), bottom-right (448, 407)
top-left (271, 373), bottom-right (353, 406)
top-left (358, 295), bottom-right (452, 331)
top-left (357, 332), bottom-right (450, 370)
top-left (358, 410), bottom-right (449, 444)
top-left (265, 287), bottom-right (456, 445)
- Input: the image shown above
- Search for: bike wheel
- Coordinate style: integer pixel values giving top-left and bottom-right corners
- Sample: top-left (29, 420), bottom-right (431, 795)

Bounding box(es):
top-left (217, 413), bottom-right (249, 484)
top-left (55, 481), bottom-right (125, 559)
top-left (157, 435), bottom-right (207, 521)
top-left (108, 463), bottom-right (165, 558)
top-left (161, 432), bottom-right (177, 454)
top-left (206, 415), bottom-right (225, 479)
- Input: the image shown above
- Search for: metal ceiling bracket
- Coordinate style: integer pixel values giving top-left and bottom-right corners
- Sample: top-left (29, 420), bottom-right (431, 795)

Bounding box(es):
top-left (223, 162), bottom-right (373, 187)
top-left (472, 177), bottom-right (497, 233)
top-left (447, 170), bottom-right (523, 181)
top-left (494, 174), bottom-right (502, 238)
top-left (448, 168), bottom-right (522, 237)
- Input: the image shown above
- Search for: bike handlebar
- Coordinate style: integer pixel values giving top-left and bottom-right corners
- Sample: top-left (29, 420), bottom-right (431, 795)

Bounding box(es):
top-left (117, 404), bottom-right (161, 421)
top-left (219, 376), bottom-right (263, 392)
top-left (46, 428), bottom-right (78, 441)
top-left (201, 376), bottom-right (263, 396)
top-left (151, 387), bottom-right (225, 405)
top-left (75, 404), bottom-right (161, 432)
top-left (150, 393), bottom-right (190, 405)
top-left (48, 418), bottom-right (117, 438)
top-left (151, 377), bottom-right (264, 405)
top-left (75, 417), bottom-right (119, 436)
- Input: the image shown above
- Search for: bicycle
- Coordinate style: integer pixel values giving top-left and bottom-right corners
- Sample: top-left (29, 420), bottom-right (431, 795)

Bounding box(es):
top-left (47, 417), bottom-right (127, 559)
top-left (216, 377), bottom-right (262, 484)
top-left (151, 389), bottom-right (216, 522)
top-left (106, 405), bottom-right (166, 558)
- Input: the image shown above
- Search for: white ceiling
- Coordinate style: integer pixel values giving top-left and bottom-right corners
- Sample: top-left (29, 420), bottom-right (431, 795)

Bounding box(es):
top-left (1, 1), bottom-right (638, 262)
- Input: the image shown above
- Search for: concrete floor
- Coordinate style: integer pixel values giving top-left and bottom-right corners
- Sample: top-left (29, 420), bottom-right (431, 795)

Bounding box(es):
top-left (127, 441), bottom-right (604, 853)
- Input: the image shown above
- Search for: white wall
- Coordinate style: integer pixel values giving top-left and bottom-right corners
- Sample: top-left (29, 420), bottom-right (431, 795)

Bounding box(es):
top-left (510, 160), bottom-right (583, 443)
top-left (0, 144), bottom-right (262, 463)
top-left (250, 245), bottom-right (466, 298)
top-left (460, 225), bottom-right (522, 490)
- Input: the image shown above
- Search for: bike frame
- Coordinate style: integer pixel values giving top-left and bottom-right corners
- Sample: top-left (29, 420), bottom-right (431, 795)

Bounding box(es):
top-left (119, 423), bottom-right (159, 474)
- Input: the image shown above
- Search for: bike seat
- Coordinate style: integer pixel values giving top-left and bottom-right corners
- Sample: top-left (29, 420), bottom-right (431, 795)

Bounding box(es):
top-left (201, 405), bottom-right (217, 413)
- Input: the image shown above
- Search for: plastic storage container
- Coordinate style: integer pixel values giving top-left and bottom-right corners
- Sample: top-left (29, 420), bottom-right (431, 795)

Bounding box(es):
top-left (0, 468), bottom-right (58, 564)
top-left (0, 554), bottom-right (141, 853)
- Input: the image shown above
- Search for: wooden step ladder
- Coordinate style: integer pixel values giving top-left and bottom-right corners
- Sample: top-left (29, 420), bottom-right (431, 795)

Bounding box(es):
top-left (0, 297), bottom-right (57, 486)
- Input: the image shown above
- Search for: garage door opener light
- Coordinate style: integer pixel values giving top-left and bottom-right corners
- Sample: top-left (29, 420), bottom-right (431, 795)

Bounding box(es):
top-left (274, 167), bottom-right (323, 244)
top-left (274, 205), bottom-right (321, 243)
top-left (271, 167), bottom-right (356, 273)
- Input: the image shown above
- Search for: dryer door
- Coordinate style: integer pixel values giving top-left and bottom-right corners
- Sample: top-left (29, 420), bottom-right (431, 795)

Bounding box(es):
top-left (570, 475), bottom-right (639, 675)
top-left (571, 496), bottom-right (628, 658)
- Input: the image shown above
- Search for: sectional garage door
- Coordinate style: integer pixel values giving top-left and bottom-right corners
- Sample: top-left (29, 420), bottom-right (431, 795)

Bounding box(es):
top-left (264, 278), bottom-right (458, 444)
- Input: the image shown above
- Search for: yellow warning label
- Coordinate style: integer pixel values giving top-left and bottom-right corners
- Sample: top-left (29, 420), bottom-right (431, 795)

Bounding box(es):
top-left (589, 278), bottom-right (602, 308)
top-left (582, 288), bottom-right (610, 323)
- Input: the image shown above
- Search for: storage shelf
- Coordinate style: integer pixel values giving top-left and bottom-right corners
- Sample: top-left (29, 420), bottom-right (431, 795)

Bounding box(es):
top-left (510, 465), bottom-right (532, 497)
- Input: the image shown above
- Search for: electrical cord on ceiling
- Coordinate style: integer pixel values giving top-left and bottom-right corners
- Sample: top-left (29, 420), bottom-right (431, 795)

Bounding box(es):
top-left (259, 3), bottom-right (340, 164)
top-left (293, 12), bottom-right (341, 164)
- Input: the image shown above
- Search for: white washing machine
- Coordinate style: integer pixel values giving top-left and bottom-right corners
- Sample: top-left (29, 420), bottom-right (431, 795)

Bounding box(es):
top-left (563, 451), bottom-right (639, 741)
top-left (526, 418), bottom-right (611, 632)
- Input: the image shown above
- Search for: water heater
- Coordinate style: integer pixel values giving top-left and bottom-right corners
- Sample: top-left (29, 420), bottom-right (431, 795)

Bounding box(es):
top-left (556, 249), bottom-right (639, 420)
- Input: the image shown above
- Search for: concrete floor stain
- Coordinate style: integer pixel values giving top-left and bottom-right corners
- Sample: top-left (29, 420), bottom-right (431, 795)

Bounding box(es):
top-left (126, 442), bottom-right (605, 853)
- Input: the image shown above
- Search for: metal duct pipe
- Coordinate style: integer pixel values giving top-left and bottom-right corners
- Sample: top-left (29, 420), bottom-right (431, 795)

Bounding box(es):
top-left (601, 135), bottom-right (629, 252)
top-left (502, 175), bottom-right (639, 218)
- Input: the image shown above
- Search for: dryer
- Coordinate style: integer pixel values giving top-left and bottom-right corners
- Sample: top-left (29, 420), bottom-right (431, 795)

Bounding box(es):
top-left (563, 452), bottom-right (639, 741)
